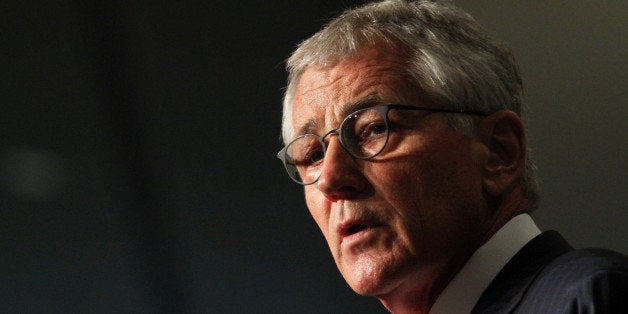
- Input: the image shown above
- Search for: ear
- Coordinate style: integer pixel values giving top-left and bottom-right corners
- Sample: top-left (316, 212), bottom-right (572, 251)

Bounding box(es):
top-left (477, 110), bottom-right (526, 197)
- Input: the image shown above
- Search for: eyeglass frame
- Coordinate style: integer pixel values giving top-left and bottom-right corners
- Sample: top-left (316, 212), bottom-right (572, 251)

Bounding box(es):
top-left (277, 104), bottom-right (490, 185)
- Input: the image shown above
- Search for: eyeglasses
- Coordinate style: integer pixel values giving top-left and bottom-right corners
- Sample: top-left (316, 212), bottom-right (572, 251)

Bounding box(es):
top-left (277, 104), bottom-right (488, 185)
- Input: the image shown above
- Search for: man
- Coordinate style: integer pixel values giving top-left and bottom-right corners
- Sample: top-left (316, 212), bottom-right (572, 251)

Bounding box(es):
top-left (276, 1), bottom-right (627, 313)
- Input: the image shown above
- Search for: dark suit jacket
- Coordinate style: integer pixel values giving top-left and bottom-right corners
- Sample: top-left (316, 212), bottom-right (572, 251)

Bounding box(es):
top-left (472, 231), bottom-right (628, 313)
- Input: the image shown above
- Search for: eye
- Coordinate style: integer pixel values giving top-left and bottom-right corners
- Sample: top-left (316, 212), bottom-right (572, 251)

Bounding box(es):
top-left (286, 135), bottom-right (325, 170)
top-left (283, 133), bottom-right (327, 184)
top-left (341, 108), bottom-right (388, 155)
top-left (353, 117), bottom-right (387, 145)
top-left (359, 122), bottom-right (387, 139)
top-left (304, 148), bottom-right (325, 165)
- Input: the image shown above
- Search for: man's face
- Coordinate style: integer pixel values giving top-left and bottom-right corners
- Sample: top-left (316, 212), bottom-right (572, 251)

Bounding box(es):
top-left (290, 46), bottom-right (494, 297)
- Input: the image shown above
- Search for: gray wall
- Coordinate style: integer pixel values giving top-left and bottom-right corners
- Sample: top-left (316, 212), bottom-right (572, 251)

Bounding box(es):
top-left (1, 1), bottom-right (625, 313)
top-left (459, 0), bottom-right (627, 256)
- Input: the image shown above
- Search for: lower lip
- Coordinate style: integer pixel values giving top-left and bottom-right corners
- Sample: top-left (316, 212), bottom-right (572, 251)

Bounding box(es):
top-left (340, 226), bottom-right (383, 246)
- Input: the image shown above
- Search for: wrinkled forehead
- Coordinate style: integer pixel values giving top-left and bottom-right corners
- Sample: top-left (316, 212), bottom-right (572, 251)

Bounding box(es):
top-left (290, 47), bottom-right (419, 138)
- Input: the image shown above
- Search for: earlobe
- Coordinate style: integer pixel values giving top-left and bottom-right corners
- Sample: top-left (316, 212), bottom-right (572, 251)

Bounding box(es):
top-left (478, 110), bottom-right (526, 196)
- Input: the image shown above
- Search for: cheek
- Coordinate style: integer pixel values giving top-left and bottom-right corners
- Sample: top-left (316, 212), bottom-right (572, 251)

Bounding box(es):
top-left (367, 134), bottom-right (484, 235)
top-left (304, 189), bottom-right (332, 239)
top-left (363, 162), bottom-right (426, 243)
top-left (400, 132), bottom-right (480, 194)
top-left (412, 142), bottom-right (486, 237)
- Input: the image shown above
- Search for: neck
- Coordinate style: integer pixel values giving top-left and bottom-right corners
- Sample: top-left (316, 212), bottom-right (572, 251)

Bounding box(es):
top-left (483, 184), bottom-right (529, 242)
top-left (378, 191), bottom-right (529, 313)
top-left (377, 276), bottom-right (442, 314)
top-left (377, 251), bottom-right (477, 314)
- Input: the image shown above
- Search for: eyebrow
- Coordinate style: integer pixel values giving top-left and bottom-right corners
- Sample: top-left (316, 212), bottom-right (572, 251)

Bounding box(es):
top-left (296, 93), bottom-right (386, 137)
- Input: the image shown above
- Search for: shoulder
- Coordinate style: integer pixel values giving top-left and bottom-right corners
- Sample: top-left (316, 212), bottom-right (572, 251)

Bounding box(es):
top-left (539, 248), bottom-right (628, 281)
top-left (516, 248), bottom-right (628, 313)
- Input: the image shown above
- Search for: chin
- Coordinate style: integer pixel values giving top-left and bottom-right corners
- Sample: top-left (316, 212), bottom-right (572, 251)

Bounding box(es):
top-left (341, 258), bottom-right (401, 296)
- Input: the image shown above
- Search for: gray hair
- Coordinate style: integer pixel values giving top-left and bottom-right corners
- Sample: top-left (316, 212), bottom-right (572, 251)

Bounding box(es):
top-left (281, 0), bottom-right (539, 210)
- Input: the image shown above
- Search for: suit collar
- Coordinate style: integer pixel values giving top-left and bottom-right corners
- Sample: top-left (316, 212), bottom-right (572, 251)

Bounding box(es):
top-left (430, 214), bottom-right (540, 313)
top-left (472, 230), bottom-right (573, 313)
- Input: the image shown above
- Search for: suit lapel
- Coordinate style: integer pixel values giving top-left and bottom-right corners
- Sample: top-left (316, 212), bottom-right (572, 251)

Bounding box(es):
top-left (471, 230), bottom-right (573, 313)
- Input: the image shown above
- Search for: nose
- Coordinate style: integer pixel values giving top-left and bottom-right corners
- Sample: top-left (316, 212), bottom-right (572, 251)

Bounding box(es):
top-left (316, 136), bottom-right (366, 201)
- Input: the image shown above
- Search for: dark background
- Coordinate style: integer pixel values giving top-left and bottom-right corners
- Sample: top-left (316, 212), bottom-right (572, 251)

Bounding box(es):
top-left (1, 1), bottom-right (626, 313)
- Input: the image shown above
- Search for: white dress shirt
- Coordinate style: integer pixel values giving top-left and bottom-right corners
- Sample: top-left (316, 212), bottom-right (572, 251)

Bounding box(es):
top-left (429, 214), bottom-right (541, 314)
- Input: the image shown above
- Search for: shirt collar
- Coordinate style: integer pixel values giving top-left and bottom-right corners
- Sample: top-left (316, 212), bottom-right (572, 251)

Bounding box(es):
top-left (429, 214), bottom-right (541, 314)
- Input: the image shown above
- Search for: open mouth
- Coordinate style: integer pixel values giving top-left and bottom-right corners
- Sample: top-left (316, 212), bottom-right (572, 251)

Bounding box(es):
top-left (340, 220), bottom-right (383, 238)
top-left (347, 224), bottom-right (368, 235)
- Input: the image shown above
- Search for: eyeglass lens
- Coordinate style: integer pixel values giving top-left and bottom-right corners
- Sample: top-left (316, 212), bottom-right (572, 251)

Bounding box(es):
top-left (283, 107), bottom-right (389, 184)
